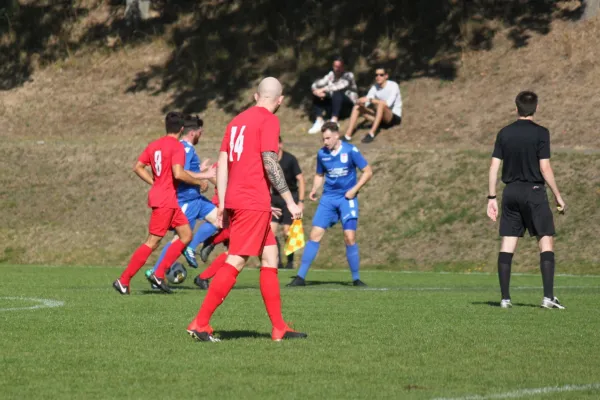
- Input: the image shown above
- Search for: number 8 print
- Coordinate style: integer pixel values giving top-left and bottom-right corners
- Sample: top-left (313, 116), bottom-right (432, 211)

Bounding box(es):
top-left (229, 125), bottom-right (245, 161)
top-left (154, 150), bottom-right (162, 176)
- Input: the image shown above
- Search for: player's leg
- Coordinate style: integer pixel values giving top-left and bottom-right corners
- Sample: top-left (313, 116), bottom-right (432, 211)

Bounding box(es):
top-left (195, 250), bottom-right (228, 289)
top-left (185, 201), bottom-right (219, 268)
top-left (538, 236), bottom-right (563, 308)
top-left (496, 184), bottom-right (524, 307)
top-left (260, 241), bottom-right (308, 340)
top-left (287, 226), bottom-right (326, 286)
top-left (271, 220), bottom-right (284, 269)
top-left (339, 196), bottom-right (364, 285)
top-left (189, 209), bottom-right (260, 340)
top-left (114, 233), bottom-right (163, 294)
top-left (149, 209), bottom-right (193, 293)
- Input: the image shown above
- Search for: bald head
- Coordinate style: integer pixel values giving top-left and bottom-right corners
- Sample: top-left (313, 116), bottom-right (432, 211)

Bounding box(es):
top-left (255, 77), bottom-right (284, 113)
top-left (257, 77), bottom-right (282, 98)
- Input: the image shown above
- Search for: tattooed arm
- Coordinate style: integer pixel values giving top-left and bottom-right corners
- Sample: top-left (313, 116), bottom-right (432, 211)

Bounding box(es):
top-left (262, 151), bottom-right (302, 219)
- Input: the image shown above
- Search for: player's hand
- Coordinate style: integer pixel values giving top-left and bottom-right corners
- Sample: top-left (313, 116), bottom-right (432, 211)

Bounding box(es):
top-left (556, 196), bottom-right (566, 214)
top-left (200, 159), bottom-right (212, 172)
top-left (199, 180), bottom-right (209, 193)
top-left (309, 189), bottom-right (318, 201)
top-left (357, 97), bottom-right (367, 106)
top-left (286, 201), bottom-right (303, 220)
top-left (204, 165), bottom-right (217, 180)
top-left (487, 199), bottom-right (498, 222)
top-left (345, 188), bottom-right (358, 200)
top-left (271, 206), bottom-right (283, 219)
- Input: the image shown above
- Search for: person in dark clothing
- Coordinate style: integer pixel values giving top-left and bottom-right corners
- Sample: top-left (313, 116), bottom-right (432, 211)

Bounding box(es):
top-left (271, 137), bottom-right (306, 269)
top-left (487, 91), bottom-right (567, 309)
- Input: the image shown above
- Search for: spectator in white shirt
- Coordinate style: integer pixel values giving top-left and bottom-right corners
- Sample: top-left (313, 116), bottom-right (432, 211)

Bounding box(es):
top-left (343, 66), bottom-right (402, 143)
top-left (308, 57), bottom-right (358, 134)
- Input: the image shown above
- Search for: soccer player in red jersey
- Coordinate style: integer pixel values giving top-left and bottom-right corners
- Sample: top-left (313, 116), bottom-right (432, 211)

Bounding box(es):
top-left (113, 112), bottom-right (207, 295)
top-left (187, 77), bottom-right (308, 342)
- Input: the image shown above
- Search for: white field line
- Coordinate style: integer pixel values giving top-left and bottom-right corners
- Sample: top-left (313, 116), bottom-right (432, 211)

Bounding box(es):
top-left (0, 297), bottom-right (65, 312)
top-left (5, 265), bottom-right (600, 279)
top-left (432, 382), bottom-right (600, 400)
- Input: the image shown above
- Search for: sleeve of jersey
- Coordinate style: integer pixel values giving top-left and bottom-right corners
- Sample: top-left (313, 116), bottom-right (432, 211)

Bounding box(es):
top-left (172, 142), bottom-right (185, 166)
top-left (538, 129), bottom-right (551, 159)
top-left (491, 132), bottom-right (503, 159)
top-left (138, 146), bottom-right (151, 165)
top-left (260, 115), bottom-right (280, 153)
top-left (351, 146), bottom-right (368, 170)
top-left (316, 153), bottom-right (325, 175)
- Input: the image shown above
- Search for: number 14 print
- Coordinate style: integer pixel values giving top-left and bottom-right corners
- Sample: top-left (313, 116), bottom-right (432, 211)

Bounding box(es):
top-left (229, 126), bottom-right (245, 161)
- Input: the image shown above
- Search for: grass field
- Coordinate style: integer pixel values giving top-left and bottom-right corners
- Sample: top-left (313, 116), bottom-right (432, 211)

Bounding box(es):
top-left (1, 265), bottom-right (599, 399)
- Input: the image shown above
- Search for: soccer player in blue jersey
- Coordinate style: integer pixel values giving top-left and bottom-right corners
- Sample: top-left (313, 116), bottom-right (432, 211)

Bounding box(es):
top-left (287, 121), bottom-right (373, 287)
top-left (146, 115), bottom-right (218, 285)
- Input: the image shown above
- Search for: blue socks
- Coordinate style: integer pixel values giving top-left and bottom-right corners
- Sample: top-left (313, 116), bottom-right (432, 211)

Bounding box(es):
top-left (297, 241), bottom-right (320, 279)
top-left (189, 222), bottom-right (218, 250)
top-left (346, 244), bottom-right (360, 281)
top-left (152, 243), bottom-right (171, 272)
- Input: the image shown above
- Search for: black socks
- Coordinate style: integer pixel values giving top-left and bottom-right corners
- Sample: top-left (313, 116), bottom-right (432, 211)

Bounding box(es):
top-left (498, 252), bottom-right (514, 300)
top-left (540, 251), bottom-right (555, 299)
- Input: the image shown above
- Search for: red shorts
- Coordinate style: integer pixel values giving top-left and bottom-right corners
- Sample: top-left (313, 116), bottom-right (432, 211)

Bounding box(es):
top-left (227, 209), bottom-right (276, 257)
top-left (148, 207), bottom-right (188, 236)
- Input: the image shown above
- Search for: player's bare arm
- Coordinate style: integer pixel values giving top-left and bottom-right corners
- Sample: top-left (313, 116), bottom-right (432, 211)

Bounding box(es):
top-left (216, 151), bottom-right (229, 228)
top-left (263, 151), bottom-right (302, 219)
top-left (345, 165), bottom-right (373, 199)
top-left (187, 167), bottom-right (216, 181)
top-left (133, 161), bottom-right (154, 185)
top-left (172, 164), bottom-right (203, 186)
top-left (540, 159), bottom-right (566, 212)
top-left (487, 157), bottom-right (501, 222)
top-left (309, 174), bottom-right (325, 201)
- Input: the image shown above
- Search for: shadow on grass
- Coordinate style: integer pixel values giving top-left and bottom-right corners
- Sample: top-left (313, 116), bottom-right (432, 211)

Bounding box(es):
top-left (216, 330), bottom-right (271, 340)
top-left (472, 301), bottom-right (538, 308)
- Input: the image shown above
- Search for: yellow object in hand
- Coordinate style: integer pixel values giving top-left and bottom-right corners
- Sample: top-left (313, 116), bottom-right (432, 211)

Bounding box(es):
top-left (284, 219), bottom-right (306, 256)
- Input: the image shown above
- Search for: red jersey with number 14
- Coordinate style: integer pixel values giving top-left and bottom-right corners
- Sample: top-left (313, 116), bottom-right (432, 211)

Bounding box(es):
top-left (138, 135), bottom-right (185, 209)
top-left (219, 106), bottom-right (279, 211)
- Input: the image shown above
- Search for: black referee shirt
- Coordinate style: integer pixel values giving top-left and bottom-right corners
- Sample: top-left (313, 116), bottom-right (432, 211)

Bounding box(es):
top-left (492, 119), bottom-right (551, 184)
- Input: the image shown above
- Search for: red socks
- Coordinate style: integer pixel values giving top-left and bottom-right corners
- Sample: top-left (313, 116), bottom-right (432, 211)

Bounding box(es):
top-left (154, 239), bottom-right (186, 279)
top-left (212, 228), bottom-right (230, 246)
top-left (194, 263), bottom-right (240, 326)
top-left (260, 267), bottom-right (286, 331)
top-left (199, 252), bottom-right (228, 280)
top-left (120, 244), bottom-right (153, 285)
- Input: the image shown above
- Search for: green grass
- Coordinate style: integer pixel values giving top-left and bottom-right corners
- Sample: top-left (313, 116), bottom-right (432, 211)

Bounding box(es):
top-left (1, 265), bottom-right (600, 399)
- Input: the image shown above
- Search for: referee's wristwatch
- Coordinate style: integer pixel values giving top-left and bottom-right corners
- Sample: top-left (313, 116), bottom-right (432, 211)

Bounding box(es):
top-left (487, 195), bottom-right (497, 200)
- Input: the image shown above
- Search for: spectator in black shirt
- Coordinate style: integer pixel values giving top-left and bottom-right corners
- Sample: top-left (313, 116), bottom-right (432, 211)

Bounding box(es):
top-left (271, 137), bottom-right (306, 269)
top-left (487, 91), bottom-right (567, 309)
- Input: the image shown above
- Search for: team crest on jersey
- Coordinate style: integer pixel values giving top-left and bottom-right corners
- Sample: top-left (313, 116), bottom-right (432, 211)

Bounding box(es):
top-left (340, 153), bottom-right (348, 163)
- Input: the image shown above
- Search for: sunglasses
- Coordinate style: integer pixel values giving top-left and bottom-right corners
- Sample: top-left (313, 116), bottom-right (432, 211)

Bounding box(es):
top-left (375, 73), bottom-right (386, 77)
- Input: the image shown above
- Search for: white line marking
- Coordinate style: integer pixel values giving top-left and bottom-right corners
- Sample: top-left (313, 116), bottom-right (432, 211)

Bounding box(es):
top-left (0, 297), bottom-right (65, 312)
top-left (432, 382), bottom-right (600, 400)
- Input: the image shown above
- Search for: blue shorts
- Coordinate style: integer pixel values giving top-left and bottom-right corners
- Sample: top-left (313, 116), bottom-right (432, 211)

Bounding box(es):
top-left (179, 196), bottom-right (216, 230)
top-left (312, 195), bottom-right (359, 231)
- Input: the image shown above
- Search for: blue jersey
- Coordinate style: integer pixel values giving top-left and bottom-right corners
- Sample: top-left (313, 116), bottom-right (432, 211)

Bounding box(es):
top-left (316, 142), bottom-right (368, 196)
top-left (177, 140), bottom-right (201, 203)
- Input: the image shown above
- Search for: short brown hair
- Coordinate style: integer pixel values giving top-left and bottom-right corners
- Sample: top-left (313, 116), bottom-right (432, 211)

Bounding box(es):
top-left (321, 121), bottom-right (339, 133)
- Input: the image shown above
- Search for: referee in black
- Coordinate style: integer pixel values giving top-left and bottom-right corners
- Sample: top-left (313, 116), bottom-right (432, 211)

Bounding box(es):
top-left (487, 91), bottom-right (566, 309)
top-left (271, 136), bottom-right (305, 269)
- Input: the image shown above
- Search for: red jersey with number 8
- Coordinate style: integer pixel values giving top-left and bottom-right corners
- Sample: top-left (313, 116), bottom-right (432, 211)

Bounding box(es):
top-left (219, 106), bottom-right (280, 211)
top-left (138, 135), bottom-right (185, 209)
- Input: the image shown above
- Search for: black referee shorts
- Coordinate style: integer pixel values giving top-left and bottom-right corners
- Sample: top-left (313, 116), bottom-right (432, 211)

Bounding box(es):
top-left (271, 193), bottom-right (298, 226)
top-left (500, 182), bottom-right (555, 237)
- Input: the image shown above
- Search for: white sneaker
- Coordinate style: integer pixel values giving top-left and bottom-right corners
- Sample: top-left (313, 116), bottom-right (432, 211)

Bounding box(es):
top-left (308, 119), bottom-right (324, 134)
top-left (500, 299), bottom-right (512, 308)
top-left (541, 296), bottom-right (565, 309)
